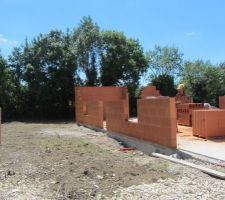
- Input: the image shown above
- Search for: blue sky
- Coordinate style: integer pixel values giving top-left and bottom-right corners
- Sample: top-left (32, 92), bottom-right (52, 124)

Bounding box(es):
top-left (1, 0), bottom-right (225, 64)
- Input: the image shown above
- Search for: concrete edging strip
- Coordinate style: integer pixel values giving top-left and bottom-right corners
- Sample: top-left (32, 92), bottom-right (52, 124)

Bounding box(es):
top-left (152, 152), bottom-right (225, 179)
top-left (107, 131), bottom-right (176, 155)
top-left (178, 149), bottom-right (225, 165)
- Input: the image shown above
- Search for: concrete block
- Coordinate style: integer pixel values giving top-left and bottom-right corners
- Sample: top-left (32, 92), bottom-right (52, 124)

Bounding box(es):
top-left (219, 96), bottom-right (225, 109)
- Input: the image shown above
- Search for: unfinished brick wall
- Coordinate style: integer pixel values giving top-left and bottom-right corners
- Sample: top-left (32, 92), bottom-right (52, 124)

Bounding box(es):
top-left (192, 109), bottom-right (225, 138)
top-left (82, 101), bottom-right (104, 128)
top-left (141, 86), bottom-right (161, 99)
top-left (106, 97), bottom-right (177, 148)
top-left (219, 96), bottom-right (225, 109)
top-left (75, 86), bottom-right (129, 128)
top-left (176, 96), bottom-right (193, 104)
top-left (177, 103), bottom-right (204, 126)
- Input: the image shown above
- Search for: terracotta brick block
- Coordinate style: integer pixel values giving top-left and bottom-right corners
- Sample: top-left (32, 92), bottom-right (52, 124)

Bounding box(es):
top-left (177, 103), bottom-right (204, 126)
top-left (192, 109), bottom-right (225, 138)
top-left (176, 95), bottom-right (193, 104)
top-left (106, 96), bottom-right (177, 148)
top-left (163, 139), bottom-right (177, 148)
top-left (219, 96), bottom-right (225, 109)
top-left (75, 86), bottom-right (129, 128)
top-left (141, 86), bottom-right (161, 99)
top-left (76, 86), bottom-right (177, 149)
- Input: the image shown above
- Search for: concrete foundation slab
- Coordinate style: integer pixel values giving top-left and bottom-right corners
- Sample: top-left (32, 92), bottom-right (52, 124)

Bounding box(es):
top-left (178, 125), bottom-right (225, 161)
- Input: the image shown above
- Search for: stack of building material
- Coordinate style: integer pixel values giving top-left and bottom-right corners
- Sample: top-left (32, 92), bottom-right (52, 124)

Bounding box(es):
top-left (176, 95), bottom-right (193, 104)
top-left (192, 109), bottom-right (225, 138)
top-left (177, 103), bottom-right (204, 126)
top-left (219, 96), bottom-right (225, 109)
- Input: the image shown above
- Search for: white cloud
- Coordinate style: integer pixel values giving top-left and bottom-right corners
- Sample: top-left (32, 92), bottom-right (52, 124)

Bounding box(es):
top-left (185, 31), bottom-right (196, 36)
top-left (0, 34), bottom-right (18, 45)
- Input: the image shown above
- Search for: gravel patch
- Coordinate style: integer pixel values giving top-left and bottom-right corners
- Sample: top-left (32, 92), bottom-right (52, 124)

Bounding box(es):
top-left (1, 122), bottom-right (225, 200)
top-left (112, 166), bottom-right (225, 200)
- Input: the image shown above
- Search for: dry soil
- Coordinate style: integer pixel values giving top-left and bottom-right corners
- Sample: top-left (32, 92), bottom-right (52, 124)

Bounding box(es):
top-left (0, 122), bottom-right (225, 200)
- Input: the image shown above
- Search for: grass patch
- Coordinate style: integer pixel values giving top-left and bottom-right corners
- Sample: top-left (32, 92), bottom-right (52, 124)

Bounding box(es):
top-left (38, 137), bottom-right (110, 155)
top-left (149, 160), bottom-right (169, 172)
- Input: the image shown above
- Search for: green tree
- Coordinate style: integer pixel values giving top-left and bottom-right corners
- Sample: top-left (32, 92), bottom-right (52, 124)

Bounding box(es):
top-left (100, 31), bottom-right (148, 94)
top-left (8, 30), bottom-right (78, 119)
top-left (181, 60), bottom-right (225, 106)
top-left (74, 16), bottom-right (101, 86)
top-left (0, 51), bottom-right (16, 120)
top-left (145, 45), bottom-right (183, 96)
top-left (146, 45), bottom-right (183, 77)
top-left (151, 74), bottom-right (177, 96)
top-left (100, 31), bottom-right (127, 86)
top-left (182, 60), bottom-right (209, 103)
top-left (8, 46), bottom-right (28, 117)
top-left (100, 31), bottom-right (148, 116)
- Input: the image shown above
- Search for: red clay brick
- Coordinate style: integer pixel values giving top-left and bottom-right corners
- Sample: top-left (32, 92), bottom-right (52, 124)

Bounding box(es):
top-left (192, 109), bottom-right (225, 138)
top-left (141, 86), bottom-right (161, 99)
top-left (106, 97), bottom-right (177, 148)
top-left (219, 96), bottom-right (225, 109)
top-left (76, 86), bottom-right (177, 148)
top-left (75, 86), bottom-right (129, 128)
top-left (177, 103), bottom-right (204, 126)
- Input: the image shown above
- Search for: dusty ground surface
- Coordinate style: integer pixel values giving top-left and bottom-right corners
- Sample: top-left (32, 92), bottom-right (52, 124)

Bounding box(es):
top-left (0, 122), bottom-right (225, 200)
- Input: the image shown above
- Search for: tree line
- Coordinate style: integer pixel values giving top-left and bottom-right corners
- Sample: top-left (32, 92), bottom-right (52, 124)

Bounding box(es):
top-left (0, 16), bottom-right (225, 121)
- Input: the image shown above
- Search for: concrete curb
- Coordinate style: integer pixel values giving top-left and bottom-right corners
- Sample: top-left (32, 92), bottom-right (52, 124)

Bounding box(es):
top-left (152, 152), bottom-right (225, 179)
top-left (178, 149), bottom-right (225, 165)
top-left (76, 122), bottom-right (107, 133)
top-left (107, 131), bottom-right (176, 155)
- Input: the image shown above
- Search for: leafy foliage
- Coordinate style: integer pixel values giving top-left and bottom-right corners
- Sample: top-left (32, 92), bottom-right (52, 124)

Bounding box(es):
top-left (152, 74), bottom-right (177, 97)
top-left (3, 16), bottom-right (225, 121)
top-left (100, 31), bottom-right (148, 116)
top-left (181, 60), bottom-right (225, 106)
top-left (74, 16), bottom-right (101, 86)
top-left (145, 45), bottom-right (182, 98)
top-left (100, 31), bottom-right (148, 95)
top-left (0, 16), bottom-right (148, 120)
top-left (8, 30), bottom-right (78, 119)
top-left (0, 52), bottom-right (16, 119)
top-left (146, 45), bottom-right (183, 77)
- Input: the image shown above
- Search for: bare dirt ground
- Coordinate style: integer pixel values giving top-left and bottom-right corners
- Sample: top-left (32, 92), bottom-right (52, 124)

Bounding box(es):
top-left (0, 122), bottom-right (225, 200)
